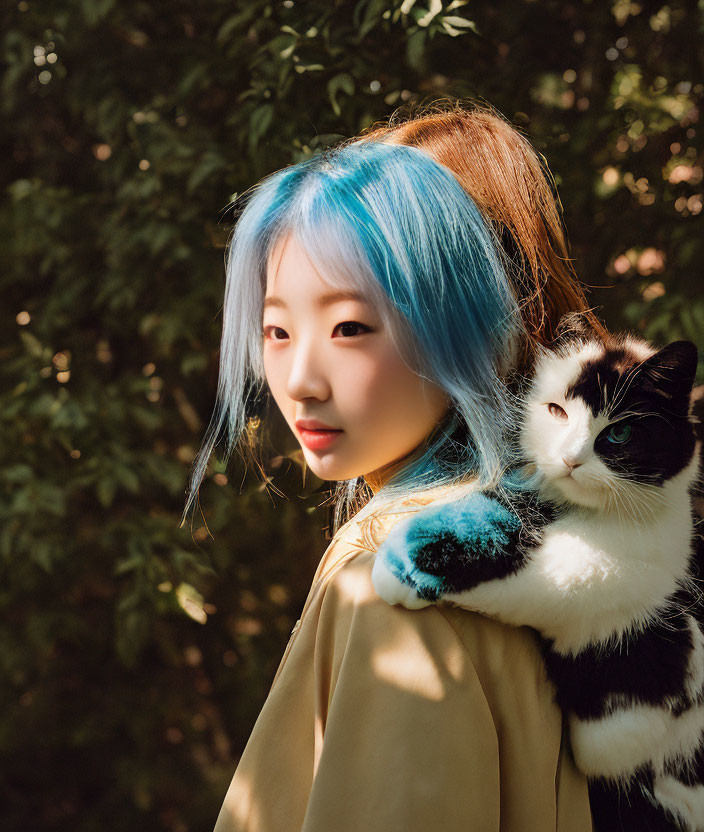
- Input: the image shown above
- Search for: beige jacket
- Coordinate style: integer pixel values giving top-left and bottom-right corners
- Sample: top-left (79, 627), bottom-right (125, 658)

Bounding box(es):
top-left (213, 490), bottom-right (593, 832)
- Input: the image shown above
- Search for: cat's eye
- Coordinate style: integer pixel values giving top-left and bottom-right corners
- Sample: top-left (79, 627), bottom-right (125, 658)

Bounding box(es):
top-left (607, 423), bottom-right (632, 444)
top-left (547, 403), bottom-right (568, 420)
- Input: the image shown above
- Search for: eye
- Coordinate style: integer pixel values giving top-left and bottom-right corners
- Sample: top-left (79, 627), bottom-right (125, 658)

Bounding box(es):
top-left (607, 423), bottom-right (632, 444)
top-left (262, 325), bottom-right (288, 341)
top-left (332, 321), bottom-right (372, 338)
top-left (547, 403), bottom-right (568, 420)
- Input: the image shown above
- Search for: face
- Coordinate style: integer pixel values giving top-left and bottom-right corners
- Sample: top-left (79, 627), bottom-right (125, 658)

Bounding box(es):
top-left (520, 338), bottom-right (697, 513)
top-left (262, 232), bottom-right (451, 487)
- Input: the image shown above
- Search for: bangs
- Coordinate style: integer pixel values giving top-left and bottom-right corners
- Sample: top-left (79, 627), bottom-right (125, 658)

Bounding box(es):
top-left (260, 177), bottom-right (424, 377)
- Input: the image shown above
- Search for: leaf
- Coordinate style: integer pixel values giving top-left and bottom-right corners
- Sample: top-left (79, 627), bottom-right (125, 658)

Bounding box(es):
top-left (178, 64), bottom-right (208, 97)
top-left (114, 598), bottom-right (152, 668)
top-left (357, 0), bottom-right (388, 39)
top-left (113, 463), bottom-right (140, 493)
top-left (175, 582), bottom-right (208, 624)
top-left (186, 150), bottom-right (227, 195)
top-left (249, 104), bottom-right (274, 150)
top-left (294, 63), bottom-right (325, 74)
top-left (19, 330), bottom-right (46, 359)
top-left (441, 15), bottom-right (477, 31)
top-left (31, 542), bottom-right (54, 574)
top-left (216, 8), bottom-right (259, 44)
top-left (96, 478), bottom-right (117, 508)
top-left (114, 555), bottom-right (144, 576)
top-left (327, 73), bottom-right (355, 116)
top-left (441, 16), bottom-right (477, 36)
top-left (2, 465), bottom-right (33, 484)
top-left (148, 224), bottom-right (176, 257)
top-left (80, 0), bottom-right (116, 26)
top-left (406, 27), bottom-right (427, 69)
top-left (180, 352), bottom-right (208, 376)
top-left (416, 0), bottom-right (443, 27)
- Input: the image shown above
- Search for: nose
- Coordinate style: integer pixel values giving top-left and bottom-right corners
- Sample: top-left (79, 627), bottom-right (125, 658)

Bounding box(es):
top-left (285, 338), bottom-right (331, 402)
top-left (562, 457), bottom-right (583, 470)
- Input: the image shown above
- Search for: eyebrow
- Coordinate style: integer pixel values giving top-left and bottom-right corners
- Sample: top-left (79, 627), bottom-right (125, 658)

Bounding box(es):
top-left (262, 290), bottom-right (368, 310)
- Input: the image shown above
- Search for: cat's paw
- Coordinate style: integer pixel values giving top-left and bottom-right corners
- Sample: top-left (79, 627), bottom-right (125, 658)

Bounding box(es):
top-left (371, 555), bottom-right (432, 609)
top-left (371, 513), bottom-right (446, 609)
top-left (372, 493), bottom-right (523, 605)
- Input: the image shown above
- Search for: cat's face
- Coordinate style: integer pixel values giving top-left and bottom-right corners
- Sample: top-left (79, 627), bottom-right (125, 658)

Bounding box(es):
top-left (520, 336), bottom-right (698, 513)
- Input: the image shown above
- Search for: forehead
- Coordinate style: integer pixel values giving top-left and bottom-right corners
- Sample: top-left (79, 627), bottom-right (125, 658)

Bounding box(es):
top-left (532, 341), bottom-right (604, 401)
top-left (566, 340), bottom-right (656, 417)
top-left (534, 338), bottom-right (658, 418)
top-left (264, 233), bottom-right (368, 305)
top-left (266, 232), bottom-right (321, 287)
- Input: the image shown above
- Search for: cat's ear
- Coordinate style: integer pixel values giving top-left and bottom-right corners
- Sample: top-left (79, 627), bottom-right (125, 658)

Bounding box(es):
top-left (551, 311), bottom-right (597, 349)
top-left (639, 340), bottom-right (699, 399)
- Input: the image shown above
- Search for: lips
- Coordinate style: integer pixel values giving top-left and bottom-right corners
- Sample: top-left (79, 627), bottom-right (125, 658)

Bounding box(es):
top-left (295, 418), bottom-right (341, 431)
top-left (295, 419), bottom-right (343, 452)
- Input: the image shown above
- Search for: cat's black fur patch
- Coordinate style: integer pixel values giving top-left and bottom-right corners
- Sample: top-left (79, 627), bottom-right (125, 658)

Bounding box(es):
top-left (664, 737), bottom-right (704, 787)
top-left (414, 527), bottom-right (526, 592)
top-left (590, 771), bottom-right (690, 832)
top-left (567, 341), bottom-right (698, 486)
top-left (541, 601), bottom-right (695, 720)
top-left (413, 485), bottom-right (556, 593)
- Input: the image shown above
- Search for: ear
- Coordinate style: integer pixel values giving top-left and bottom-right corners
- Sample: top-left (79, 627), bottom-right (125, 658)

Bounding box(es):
top-left (639, 340), bottom-right (699, 399)
top-left (551, 311), bottom-right (597, 349)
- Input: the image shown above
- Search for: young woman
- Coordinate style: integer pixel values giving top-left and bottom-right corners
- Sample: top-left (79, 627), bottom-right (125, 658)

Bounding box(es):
top-left (186, 125), bottom-right (594, 831)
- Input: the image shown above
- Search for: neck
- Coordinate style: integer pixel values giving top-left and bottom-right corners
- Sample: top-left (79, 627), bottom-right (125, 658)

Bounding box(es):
top-left (364, 410), bottom-right (458, 496)
top-left (364, 456), bottom-right (408, 494)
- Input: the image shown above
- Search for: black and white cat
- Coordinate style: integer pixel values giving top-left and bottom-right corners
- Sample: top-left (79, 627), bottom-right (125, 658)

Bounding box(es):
top-left (372, 325), bottom-right (703, 831)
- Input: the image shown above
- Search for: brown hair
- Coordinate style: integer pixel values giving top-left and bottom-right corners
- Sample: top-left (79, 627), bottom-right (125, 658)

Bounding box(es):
top-left (355, 100), bottom-right (607, 373)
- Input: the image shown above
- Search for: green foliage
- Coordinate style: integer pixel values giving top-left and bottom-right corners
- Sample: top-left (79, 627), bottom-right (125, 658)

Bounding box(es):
top-left (1, 0), bottom-right (703, 829)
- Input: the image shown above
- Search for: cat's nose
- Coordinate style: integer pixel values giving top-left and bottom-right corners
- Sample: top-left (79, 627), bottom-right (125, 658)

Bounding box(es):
top-left (562, 457), bottom-right (583, 470)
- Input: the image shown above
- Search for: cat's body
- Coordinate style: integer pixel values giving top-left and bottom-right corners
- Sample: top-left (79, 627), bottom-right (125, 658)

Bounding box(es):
top-left (372, 328), bottom-right (703, 831)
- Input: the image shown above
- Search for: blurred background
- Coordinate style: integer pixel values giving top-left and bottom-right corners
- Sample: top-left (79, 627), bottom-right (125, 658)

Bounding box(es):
top-left (2, 0), bottom-right (703, 829)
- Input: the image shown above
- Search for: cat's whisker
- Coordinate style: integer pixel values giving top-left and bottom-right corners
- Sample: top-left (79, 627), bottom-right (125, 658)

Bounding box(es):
top-left (607, 476), bottom-right (661, 527)
top-left (605, 480), bottom-right (631, 533)
top-left (617, 484), bottom-right (648, 527)
top-left (607, 361), bottom-right (646, 414)
top-left (621, 484), bottom-right (661, 526)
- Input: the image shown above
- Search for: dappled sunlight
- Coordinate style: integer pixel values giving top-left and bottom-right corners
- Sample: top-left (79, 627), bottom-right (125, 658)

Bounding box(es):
top-left (370, 624), bottom-right (448, 701)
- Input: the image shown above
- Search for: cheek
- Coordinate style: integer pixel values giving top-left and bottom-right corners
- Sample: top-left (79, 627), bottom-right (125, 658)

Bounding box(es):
top-left (522, 408), bottom-right (555, 457)
top-left (262, 352), bottom-right (287, 408)
top-left (337, 345), bottom-right (436, 431)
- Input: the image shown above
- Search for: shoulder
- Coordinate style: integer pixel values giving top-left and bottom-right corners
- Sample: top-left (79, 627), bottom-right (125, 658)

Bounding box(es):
top-left (275, 533), bottom-right (590, 829)
top-left (310, 547), bottom-right (571, 783)
top-left (315, 540), bottom-right (553, 701)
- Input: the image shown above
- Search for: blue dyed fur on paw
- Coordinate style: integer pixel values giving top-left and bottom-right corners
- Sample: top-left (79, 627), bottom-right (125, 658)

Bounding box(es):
top-left (379, 493), bottom-right (523, 601)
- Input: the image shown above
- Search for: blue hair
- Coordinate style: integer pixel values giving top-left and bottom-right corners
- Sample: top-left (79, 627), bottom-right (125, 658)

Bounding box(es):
top-left (182, 141), bottom-right (524, 531)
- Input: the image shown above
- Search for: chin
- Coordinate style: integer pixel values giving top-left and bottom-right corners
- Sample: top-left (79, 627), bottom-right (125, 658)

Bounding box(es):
top-left (540, 472), bottom-right (605, 510)
top-left (303, 455), bottom-right (360, 484)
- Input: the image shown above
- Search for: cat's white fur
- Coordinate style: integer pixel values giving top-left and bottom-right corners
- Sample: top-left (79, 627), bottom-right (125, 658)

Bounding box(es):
top-left (372, 336), bottom-right (703, 797)
top-left (655, 777), bottom-right (704, 831)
